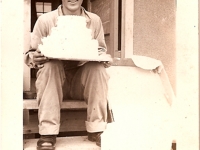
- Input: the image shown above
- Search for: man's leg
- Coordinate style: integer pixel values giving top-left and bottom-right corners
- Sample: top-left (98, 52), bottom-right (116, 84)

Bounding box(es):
top-left (36, 60), bottom-right (65, 135)
top-left (70, 62), bottom-right (110, 133)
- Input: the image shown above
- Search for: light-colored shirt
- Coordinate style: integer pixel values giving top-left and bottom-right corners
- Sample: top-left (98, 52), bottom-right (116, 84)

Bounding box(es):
top-left (24, 5), bottom-right (107, 68)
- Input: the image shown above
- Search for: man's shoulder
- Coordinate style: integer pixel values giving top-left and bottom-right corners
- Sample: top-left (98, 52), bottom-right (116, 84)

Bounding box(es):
top-left (37, 10), bottom-right (58, 22)
top-left (85, 11), bottom-right (101, 21)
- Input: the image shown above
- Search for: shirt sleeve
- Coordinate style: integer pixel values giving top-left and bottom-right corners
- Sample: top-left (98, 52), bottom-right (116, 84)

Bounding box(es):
top-left (94, 17), bottom-right (107, 55)
top-left (31, 16), bottom-right (48, 49)
top-left (24, 16), bottom-right (48, 68)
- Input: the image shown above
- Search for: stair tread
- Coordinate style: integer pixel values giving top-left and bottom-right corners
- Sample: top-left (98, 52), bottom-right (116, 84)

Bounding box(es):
top-left (23, 111), bottom-right (87, 134)
top-left (24, 136), bottom-right (100, 150)
top-left (23, 99), bottom-right (87, 109)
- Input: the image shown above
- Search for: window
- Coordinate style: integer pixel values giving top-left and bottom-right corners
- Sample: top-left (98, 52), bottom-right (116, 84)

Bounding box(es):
top-left (36, 2), bottom-right (52, 17)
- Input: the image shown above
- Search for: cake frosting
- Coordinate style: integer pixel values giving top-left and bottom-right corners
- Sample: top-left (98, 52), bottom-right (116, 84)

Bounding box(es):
top-left (38, 16), bottom-right (99, 60)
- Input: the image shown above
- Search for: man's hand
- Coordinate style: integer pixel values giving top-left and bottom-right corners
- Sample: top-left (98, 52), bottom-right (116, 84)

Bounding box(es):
top-left (98, 52), bottom-right (113, 68)
top-left (101, 61), bottom-right (112, 68)
top-left (33, 49), bottom-right (49, 68)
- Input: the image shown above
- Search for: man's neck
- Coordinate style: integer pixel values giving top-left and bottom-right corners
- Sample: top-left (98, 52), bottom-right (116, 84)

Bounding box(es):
top-left (62, 6), bottom-right (82, 15)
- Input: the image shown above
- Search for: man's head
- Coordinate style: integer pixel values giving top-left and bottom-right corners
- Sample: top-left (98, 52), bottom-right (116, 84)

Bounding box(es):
top-left (62, 0), bottom-right (83, 15)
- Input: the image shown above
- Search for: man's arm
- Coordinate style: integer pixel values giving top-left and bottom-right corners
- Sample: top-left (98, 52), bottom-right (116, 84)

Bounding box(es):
top-left (94, 17), bottom-right (107, 55)
top-left (24, 16), bottom-right (48, 68)
top-left (94, 17), bottom-right (113, 68)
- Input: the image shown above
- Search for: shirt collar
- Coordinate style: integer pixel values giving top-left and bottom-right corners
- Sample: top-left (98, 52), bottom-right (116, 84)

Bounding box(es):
top-left (57, 5), bottom-right (91, 23)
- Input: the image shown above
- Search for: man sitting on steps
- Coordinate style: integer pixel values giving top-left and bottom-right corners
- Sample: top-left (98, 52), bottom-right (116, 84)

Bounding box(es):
top-left (24, 0), bottom-right (114, 149)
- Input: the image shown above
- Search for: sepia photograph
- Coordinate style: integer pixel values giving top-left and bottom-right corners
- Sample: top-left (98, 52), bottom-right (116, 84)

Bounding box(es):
top-left (1, 0), bottom-right (199, 150)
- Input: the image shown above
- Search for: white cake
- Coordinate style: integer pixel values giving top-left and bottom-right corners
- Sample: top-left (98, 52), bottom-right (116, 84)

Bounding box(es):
top-left (38, 16), bottom-right (99, 60)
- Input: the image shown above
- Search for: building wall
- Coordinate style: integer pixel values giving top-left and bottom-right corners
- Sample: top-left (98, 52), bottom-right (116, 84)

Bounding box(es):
top-left (133, 2), bottom-right (199, 148)
top-left (133, 0), bottom-right (176, 92)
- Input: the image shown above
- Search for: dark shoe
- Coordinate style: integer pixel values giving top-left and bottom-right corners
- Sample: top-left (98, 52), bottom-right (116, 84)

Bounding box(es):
top-left (88, 132), bottom-right (103, 147)
top-left (37, 135), bottom-right (57, 150)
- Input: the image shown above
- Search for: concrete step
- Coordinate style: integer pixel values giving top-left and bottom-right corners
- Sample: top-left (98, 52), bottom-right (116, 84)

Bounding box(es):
top-left (24, 136), bottom-right (100, 150)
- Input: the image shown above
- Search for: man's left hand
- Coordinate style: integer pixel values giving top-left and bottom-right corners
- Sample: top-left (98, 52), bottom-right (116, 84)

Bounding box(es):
top-left (101, 61), bottom-right (112, 68)
top-left (98, 51), bottom-right (113, 68)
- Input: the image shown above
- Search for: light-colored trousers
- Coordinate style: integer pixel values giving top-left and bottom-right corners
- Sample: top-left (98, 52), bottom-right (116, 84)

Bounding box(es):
top-left (35, 60), bottom-right (110, 135)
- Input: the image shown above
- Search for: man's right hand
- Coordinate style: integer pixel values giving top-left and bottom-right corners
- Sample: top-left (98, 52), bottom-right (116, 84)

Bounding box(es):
top-left (33, 49), bottom-right (49, 68)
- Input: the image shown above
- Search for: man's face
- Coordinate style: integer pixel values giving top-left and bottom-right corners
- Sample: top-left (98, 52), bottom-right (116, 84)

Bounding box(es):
top-left (62, 0), bottom-right (83, 13)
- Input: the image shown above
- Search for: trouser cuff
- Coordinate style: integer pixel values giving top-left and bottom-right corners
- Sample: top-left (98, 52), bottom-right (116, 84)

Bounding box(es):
top-left (85, 121), bottom-right (107, 133)
top-left (39, 124), bottom-right (60, 135)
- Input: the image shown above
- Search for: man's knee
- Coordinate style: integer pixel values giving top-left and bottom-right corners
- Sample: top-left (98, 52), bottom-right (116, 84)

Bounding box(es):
top-left (42, 60), bottom-right (63, 70)
top-left (82, 62), bottom-right (110, 81)
top-left (36, 60), bottom-right (64, 78)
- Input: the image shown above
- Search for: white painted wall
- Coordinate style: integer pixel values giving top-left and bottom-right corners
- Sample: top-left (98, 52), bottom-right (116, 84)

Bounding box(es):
top-left (176, 0), bottom-right (199, 149)
top-left (1, 0), bottom-right (24, 150)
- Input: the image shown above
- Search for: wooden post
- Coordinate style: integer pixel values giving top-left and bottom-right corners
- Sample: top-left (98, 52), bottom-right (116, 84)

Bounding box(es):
top-left (23, 0), bottom-right (31, 91)
top-left (121, 0), bottom-right (134, 58)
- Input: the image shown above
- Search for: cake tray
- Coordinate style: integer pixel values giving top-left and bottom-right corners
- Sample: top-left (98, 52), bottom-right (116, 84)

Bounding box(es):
top-left (47, 54), bottom-right (113, 62)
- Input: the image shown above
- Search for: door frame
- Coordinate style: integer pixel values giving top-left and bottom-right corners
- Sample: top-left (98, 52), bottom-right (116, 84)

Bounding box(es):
top-left (121, 0), bottom-right (134, 58)
top-left (87, 0), bottom-right (134, 58)
top-left (87, 0), bottom-right (119, 58)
